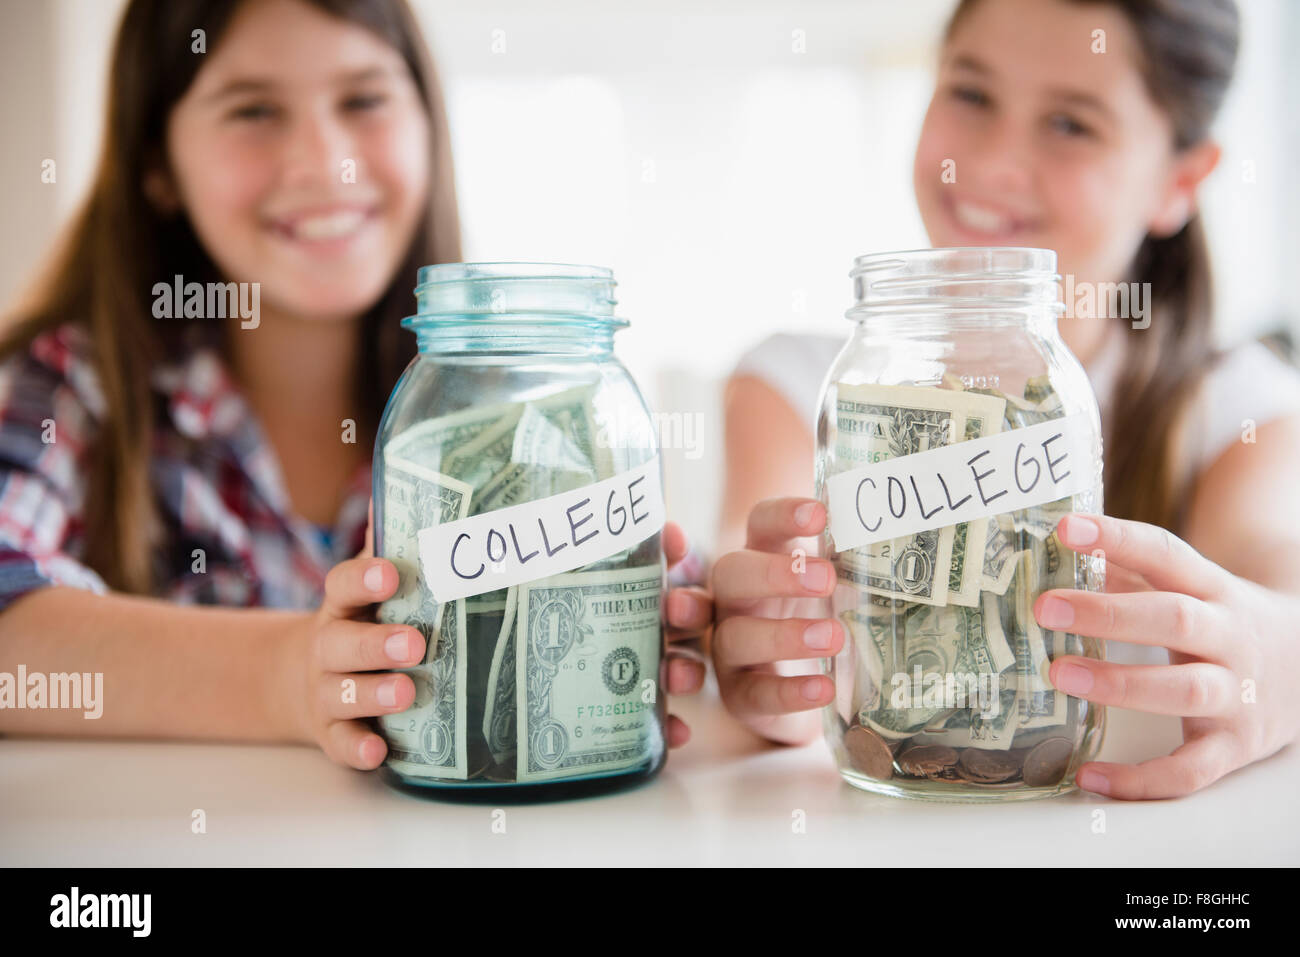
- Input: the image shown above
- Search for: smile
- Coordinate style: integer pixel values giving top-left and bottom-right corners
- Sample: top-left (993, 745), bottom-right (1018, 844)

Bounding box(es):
top-left (265, 205), bottom-right (378, 243)
top-left (946, 196), bottom-right (1037, 238)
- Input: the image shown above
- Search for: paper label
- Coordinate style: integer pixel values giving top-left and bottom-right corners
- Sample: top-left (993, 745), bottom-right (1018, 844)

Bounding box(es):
top-left (827, 413), bottom-right (1096, 551)
top-left (418, 457), bottom-right (665, 601)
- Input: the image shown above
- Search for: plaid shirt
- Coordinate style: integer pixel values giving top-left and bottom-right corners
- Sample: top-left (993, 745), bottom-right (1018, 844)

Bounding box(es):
top-left (0, 322), bottom-right (371, 611)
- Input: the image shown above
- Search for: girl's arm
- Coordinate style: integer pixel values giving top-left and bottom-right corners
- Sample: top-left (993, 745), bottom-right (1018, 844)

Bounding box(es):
top-left (718, 375), bottom-right (815, 554)
top-left (1180, 414), bottom-right (1300, 593)
top-left (0, 555), bottom-right (431, 769)
top-left (0, 585), bottom-right (312, 742)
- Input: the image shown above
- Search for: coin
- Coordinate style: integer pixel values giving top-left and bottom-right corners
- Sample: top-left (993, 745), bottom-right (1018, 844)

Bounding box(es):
top-left (896, 743), bottom-right (958, 778)
top-left (483, 760), bottom-right (517, 783)
top-left (957, 747), bottom-right (1023, 783)
top-left (844, 725), bottom-right (894, 779)
top-left (1022, 736), bottom-right (1073, 786)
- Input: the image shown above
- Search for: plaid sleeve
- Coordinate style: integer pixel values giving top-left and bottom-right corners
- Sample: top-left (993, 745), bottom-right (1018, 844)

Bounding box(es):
top-left (0, 324), bottom-right (109, 611)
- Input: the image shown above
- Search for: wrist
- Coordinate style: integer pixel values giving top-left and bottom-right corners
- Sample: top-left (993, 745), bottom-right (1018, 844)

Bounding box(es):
top-left (265, 610), bottom-right (314, 745)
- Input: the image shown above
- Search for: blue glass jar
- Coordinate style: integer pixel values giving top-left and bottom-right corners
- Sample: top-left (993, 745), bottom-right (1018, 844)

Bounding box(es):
top-left (373, 263), bottom-right (667, 799)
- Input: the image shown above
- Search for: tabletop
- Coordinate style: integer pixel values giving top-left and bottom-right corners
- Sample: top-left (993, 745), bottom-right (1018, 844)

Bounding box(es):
top-left (2, 680), bottom-right (1296, 867)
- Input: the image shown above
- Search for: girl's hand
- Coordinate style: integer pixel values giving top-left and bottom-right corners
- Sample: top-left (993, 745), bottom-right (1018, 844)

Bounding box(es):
top-left (277, 498), bottom-right (423, 769)
top-left (286, 512), bottom-right (710, 767)
top-left (1035, 512), bottom-right (1300, 799)
top-left (708, 497), bottom-right (844, 744)
top-left (662, 521), bottom-right (711, 747)
top-left (287, 553), bottom-right (426, 769)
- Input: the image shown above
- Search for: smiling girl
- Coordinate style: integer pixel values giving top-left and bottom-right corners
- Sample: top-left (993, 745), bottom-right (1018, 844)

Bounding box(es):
top-left (0, 0), bottom-right (706, 764)
top-left (710, 0), bottom-right (1300, 798)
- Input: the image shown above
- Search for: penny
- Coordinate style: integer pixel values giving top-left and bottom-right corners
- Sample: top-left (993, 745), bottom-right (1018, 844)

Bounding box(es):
top-left (957, 747), bottom-right (1023, 783)
top-left (896, 744), bottom-right (958, 778)
top-left (483, 761), bottom-right (517, 784)
top-left (1022, 736), bottom-right (1073, 786)
top-left (844, 725), bottom-right (895, 779)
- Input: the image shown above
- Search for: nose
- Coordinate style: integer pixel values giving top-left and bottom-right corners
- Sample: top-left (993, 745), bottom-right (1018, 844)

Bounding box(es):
top-left (971, 114), bottom-right (1035, 197)
top-left (280, 105), bottom-right (352, 189)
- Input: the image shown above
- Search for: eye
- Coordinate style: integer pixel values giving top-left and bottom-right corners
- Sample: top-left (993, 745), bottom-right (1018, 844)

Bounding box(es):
top-left (228, 101), bottom-right (279, 123)
top-left (342, 92), bottom-right (388, 112)
top-left (1048, 112), bottom-right (1093, 138)
top-left (950, 84), bottom-right (991, 108)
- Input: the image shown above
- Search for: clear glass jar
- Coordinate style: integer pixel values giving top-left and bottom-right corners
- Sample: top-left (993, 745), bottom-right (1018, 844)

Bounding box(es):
top-left (816, 247), bottom-right (1106, 802)
top-left (373, 262), bottom-right (667, 800)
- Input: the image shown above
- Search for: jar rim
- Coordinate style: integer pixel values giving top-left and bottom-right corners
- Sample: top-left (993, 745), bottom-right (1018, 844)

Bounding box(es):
top-left (407, 261), bottom-right (625, 329)
top-left (847, 246), bottom-right (1064, 319)
top-left (849, 246), bottom-right (1059, 279)
top-left (415, 261), bottom-right (615, 287)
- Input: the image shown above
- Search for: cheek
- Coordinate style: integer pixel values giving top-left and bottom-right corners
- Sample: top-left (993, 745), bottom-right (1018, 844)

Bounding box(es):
top-left (913, 104), bottom-right (958, 230)
top-left (365, 116), bottom-right (430, 228)
top-left (172, 136), bottom-right (277, 263)
top-left (1036, 153), bottom-right (1150, 276)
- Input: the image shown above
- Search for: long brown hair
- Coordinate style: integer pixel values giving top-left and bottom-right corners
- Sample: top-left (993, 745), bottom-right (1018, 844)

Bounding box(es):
top-left (0, 0), bottom-right (461, 594)
top-left (944, 0), bottom-right (1241, 533)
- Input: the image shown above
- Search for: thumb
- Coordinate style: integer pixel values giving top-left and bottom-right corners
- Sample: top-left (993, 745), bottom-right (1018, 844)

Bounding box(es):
top-left (357, 497), bottom-right (374, 560)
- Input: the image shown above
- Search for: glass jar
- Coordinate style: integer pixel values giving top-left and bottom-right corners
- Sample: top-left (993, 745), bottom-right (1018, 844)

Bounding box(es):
top-left (373, 262), bottom-right (667, 800)
top-left (816, 247), bottom-right (1106, 802)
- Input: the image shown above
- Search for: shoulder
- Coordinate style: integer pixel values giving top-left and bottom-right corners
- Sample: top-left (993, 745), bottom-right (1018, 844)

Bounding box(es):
top-left (1180, 338), bottom-right (1300, 476)
top-left (0, 322), bottom-right (106, 468)
top-left (0, 321), bottom-right (106, 414)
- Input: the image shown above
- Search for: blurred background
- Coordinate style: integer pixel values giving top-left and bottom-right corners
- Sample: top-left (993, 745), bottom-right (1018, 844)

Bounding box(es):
top-left (1, 0), bottom-right (1297, 552)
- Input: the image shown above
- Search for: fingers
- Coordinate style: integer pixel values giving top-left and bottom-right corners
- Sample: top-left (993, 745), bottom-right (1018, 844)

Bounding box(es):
top-left (666, 586), bottom-right (712, 633)
top-left (316, 670), bottom-right (416, 721)
top-left (746, 497), bottom-right (826, 552)
top-left (1049, 656), bottom-right (1236, 717)
top-left (711, 549), bottom-right (836, 605)
top-left (663, 521), bottom-right (689, 569)
top-left (1102, 562), bottom-right (1153, 595)
top-left (315, 618), bottom-right (426, 672)
top-left (323, 719), bottom-right (389, 770)
top-left (1033, 589), bottom-right (1227, 661)
top-left (718, 670), bottom-right (836, 719)
top-left (714, 617), bottom-right (844, 668)
top-left (666, 652), bottom-right (706, 695)
top-left (1057, 513), bottom-right (1229, 601)
top-left (1074, 730), bottom-right (1239, 800)
top-left (322, 557), bottom-right (397, 620)
top-left (666, 713), bottom-right (691, 748)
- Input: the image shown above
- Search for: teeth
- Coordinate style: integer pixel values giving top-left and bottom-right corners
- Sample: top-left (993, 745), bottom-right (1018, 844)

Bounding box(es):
top-left (292, 210), bottom-right (365, 240)
top-left (954, 200), bottom-right (1013, 235)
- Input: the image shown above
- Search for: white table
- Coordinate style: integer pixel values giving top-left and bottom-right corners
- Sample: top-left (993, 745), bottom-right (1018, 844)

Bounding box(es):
top-left (2, 680), bottom-right (1296, 866)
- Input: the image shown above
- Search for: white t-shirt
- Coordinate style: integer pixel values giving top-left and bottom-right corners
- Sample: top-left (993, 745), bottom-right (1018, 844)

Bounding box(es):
top-left (733, 324), bottom-right (1300, 665)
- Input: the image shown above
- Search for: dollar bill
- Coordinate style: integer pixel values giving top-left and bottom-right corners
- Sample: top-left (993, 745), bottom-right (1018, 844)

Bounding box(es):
top-left (376, 457), bottom-right (473, 779)
top-left (515, 565), bottom-right (662, 782)
top-left (382, 596), bottom-right (470, 779)
top-left (386, 400), bottom-right (522, 475)
top-left (832, 382), bottom-right (1006, 606)
top-left (377, 456), bottom-right (472, 644)
top-left (481, 586), bottom-right (519, 766)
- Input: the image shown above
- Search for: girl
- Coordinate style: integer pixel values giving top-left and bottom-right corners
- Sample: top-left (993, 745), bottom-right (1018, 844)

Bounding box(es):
top-left (0, 0), bottom-right (707, 766)
top-left (709, 0), bottom-right (1300, 798)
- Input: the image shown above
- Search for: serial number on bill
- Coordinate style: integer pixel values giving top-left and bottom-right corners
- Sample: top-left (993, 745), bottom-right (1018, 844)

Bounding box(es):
top-left (576, 701), bottom-right (652, 717)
